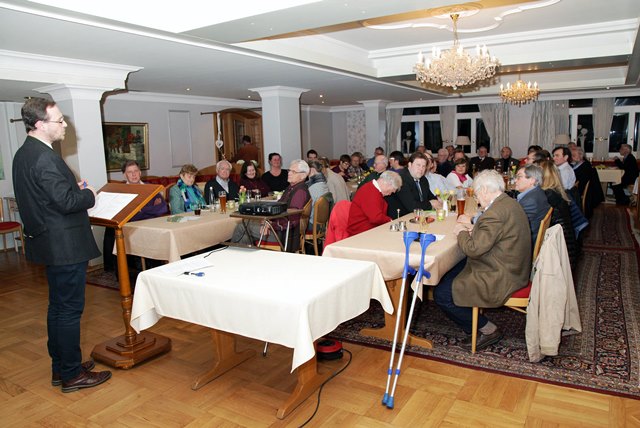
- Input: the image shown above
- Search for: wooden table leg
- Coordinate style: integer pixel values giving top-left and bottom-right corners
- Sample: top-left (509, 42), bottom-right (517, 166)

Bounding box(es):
top-left (359, 278), bottom-right (432, 349)
top-left (276, 354), bottom-right (331, 419)
top-left (191, 330), bottom-right (256, 390)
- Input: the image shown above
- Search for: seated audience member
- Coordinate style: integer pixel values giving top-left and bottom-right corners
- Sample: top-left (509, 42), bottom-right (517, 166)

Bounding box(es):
top-left (385, 152), bottom-right (442, 217)
top-left (453, 148), bottom-right (468, 163)
top-left (332, 154), bottom-right (351, 181)
top-left (612, 143), bottom-right (639, 205)
top-left (446, 158), bottom-right (473, 189)
top-left (103, 160), bottom-right (168, 272)
top-left (496, 146), bottom-right (518, 173)
top-left (436, 148), bottom-right (453, 177)
top-left (321, 157), bottom-right (350, 202)
top-left (571, 146), bottom-right (604, 217)
top-left (530, 149), bottom-right (551, 165)
top-left (514, 164), bottom-right (551, 246)
top-left (347, 171), bottom-right (401, 236)
top-left (204, 159), bottom-right (239, 203)
top-left (539, 160), bottom-right (579, 267)
top-left (415, 145), bottom-right (426, 154)
top-left (232, 135), bottom-right (259, 165)
top-left (366, 146), bottom-right (385, 168)
top-left (446, 144), bottom-right (455, 162)
top-left (388, 151), bottom-right (405, 172)
top-left (231, 160), bottom-right (311, 251)
top-left (262, 152), bottom-right (289, 192)
top-left (348, 152), bottom-right (365, 177)
top-left (306, 149), bottom-right (318, 162)
top-left (552, 147), bottom-right (576, 190)
top-left (521, 145), bottom-right (543, 166)
top-left (306, 160), bottom-right (333, 227)
top-left (358, 155), bottom-right (388, 188)
top-left (469, 146), bottom-right (495, 174)
top-left (238, 161), bottom-right (269, 197)
top-left (170, 164), bottom-right (206, 214)
top-left (425, 154), bottom-right (454, 193)
top-left (433, 170), bottom-right (532, 351)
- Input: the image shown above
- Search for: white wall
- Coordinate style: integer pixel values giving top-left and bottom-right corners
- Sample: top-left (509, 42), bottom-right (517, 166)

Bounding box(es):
top-left (331, 111), bottom-right (348, 158)
top-left (301, 109), bottom-right (333, 159)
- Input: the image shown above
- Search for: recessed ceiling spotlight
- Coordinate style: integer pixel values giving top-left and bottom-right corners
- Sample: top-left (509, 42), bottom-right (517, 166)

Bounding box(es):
top-left (186, 88), bottom-right (191, 91)
top-left (319, 94), bottom-right (323, 98)
top-left (247, 95), bottom-right (252, 99)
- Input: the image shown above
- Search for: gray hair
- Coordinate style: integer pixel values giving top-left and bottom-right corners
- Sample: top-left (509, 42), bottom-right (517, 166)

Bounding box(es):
top-left (374, 155), bottom-right (389, 167)
top-left (216, 159), bottom-right (232, 171)
top-left (521, 164), bottom-right (543, 186)
top-left (437, 148), bottom-right (448, 156)
top-left (378, 170), bottom-right (402, 190)
top-left (307, 160), bottom-right (324, 173)
top-left (473, 170), bottom-right (505, 194)
top-left (290, 159), bottom-right (310, 175)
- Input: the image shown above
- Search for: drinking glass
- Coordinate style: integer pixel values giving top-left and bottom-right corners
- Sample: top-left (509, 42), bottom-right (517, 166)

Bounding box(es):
top-left (218, 191), bottom-right (227, 214)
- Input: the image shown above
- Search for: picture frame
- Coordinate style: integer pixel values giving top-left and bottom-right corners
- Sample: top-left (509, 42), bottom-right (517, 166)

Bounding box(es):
top-left (102, 122), bottom-right (149, 172)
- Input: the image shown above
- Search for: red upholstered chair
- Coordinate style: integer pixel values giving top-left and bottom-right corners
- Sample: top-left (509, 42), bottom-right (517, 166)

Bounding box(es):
top-left (323, 200), bottom-right (351, 250)
top-left (1, 200), bottom-right (24, 254)
top-left (470, 206), bottom-right (553, 353)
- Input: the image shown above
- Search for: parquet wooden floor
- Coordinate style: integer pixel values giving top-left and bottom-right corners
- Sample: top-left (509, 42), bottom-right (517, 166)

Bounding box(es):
top-left (1, 248), bottom-right (640, 427)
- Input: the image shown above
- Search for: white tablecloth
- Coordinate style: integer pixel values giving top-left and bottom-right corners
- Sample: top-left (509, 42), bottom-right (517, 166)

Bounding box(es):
top-left (130, 247), bottom-right (392, 371)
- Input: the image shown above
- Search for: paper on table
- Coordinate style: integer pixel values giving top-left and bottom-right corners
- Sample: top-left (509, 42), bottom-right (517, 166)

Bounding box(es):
top-left (155, 257), bottom-right (214, 276)
top-left (88, 192), bottom-right (137, 219)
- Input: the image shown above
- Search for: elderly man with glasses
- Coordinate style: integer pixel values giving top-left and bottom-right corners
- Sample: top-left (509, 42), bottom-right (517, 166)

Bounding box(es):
top-left (204, 159), bottom-right (239, 203)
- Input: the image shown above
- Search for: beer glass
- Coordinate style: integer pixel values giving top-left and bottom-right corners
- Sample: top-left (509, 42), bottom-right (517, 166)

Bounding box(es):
top-left (218, 191), bottom-right (227, 214)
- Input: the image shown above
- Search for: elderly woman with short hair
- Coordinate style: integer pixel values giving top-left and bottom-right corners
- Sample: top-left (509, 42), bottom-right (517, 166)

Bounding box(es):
top-left (433, 170), bottom-right (532, 352)
top-left (347, 170), bottom-right (401, 236)
top-left (169, 164), bottom-right (206, 214)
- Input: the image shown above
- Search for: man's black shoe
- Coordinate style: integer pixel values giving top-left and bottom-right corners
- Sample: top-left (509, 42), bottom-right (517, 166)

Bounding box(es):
top-left (51, 360), bottom-right (96, 386)
top-left (463, 330), bottom-right (503, 352)
top-left (61, 370), bottom-right (112, 393)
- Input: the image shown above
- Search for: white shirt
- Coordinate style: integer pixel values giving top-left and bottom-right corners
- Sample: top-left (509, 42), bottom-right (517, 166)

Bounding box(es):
top-left (557, 162), bottom-right (576, 190)
top-left (426, 172), bottom-right (454, 193)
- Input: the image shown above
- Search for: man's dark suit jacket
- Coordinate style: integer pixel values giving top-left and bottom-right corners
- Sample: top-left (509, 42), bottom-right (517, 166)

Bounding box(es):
top-left (385, 168), bottom-right (436, 217)
top-left (495, 157), bottom-right (518, 173)
top-left (469, 156), bottom-right (496, 173)
top-left (12, 136), bottom-right (100, 266)
top-left (436, 161), bottom-right (453, 177)
top-left (573, 161), bottom-right (604, 218)
top-left (615, 153), bottom-right (639, 186)
top-left (204, 177), bottom-right (240, 202)
top-left (517, 186), bottom-right (550, 246)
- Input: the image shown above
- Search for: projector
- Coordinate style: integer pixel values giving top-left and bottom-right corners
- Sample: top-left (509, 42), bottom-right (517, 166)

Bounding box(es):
top-left (239, 201), bottom-right (288, 216)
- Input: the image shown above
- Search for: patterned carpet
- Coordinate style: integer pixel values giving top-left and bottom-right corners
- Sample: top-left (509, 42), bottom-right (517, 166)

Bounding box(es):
top-left (328, 205), bottom-right (640, 398)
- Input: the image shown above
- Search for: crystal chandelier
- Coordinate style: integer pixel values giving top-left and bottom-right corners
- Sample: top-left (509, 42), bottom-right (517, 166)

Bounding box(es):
top-left (414, 14), bottom-right (499, 90)
top-left (499, 76), bottom-right (539, 107)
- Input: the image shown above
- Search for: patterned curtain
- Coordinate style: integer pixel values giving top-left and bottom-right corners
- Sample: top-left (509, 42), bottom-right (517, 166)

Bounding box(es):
top-left (592, 98), bottom-right (614, 160)
top-left (529, 101), bottom-right (556, 152)
top-left (439, 105), bottom-right (456, 146)
top-left (385, 108), bottom-right (403, 155)
top-left (479, 103), bottom-right (509, 157)
top-left (553, 100), bottom-right (570, 136)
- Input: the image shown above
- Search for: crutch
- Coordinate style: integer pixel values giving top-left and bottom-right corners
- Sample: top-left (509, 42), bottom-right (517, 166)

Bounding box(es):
top-left (382, 231), bottom-right (418, 407)
top-left (386, 232), bottom-right (435, 409)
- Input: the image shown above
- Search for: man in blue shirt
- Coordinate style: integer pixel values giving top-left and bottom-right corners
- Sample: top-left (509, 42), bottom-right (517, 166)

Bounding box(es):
top-left (514, 164), bottom-right (550, 245)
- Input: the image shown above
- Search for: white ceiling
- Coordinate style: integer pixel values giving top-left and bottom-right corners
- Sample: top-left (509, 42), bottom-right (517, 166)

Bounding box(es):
top-left (0, 0), bottom-right (638, 106)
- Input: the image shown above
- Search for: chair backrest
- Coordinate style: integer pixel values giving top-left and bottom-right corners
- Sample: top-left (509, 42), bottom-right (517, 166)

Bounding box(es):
top-left (294, 199), bottom-right (313, 253)
top-left (312, 193), bottom-right (331, 234)
top-left (581, 180), bottom-right (590, 214)
top-left (324, 200), bottom-right (352, 248)
top-left (533, 207), bottom-right (553, 262)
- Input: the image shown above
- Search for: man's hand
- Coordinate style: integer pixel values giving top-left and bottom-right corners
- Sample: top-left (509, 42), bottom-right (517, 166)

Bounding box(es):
top-left (453, 222), bottom-right (472, 236)
top-left (430, 199), bottom-right (443, 210)
top-left (457, 214), bottom-right (472, 224)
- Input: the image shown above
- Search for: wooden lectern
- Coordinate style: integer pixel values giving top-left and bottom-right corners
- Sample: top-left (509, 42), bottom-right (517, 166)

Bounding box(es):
top-left (89, 183), bottom-right (171, 368)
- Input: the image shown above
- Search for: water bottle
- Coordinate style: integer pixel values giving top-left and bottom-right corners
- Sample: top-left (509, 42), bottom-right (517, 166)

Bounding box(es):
top-left (209, 186), bottom-right (215, 212)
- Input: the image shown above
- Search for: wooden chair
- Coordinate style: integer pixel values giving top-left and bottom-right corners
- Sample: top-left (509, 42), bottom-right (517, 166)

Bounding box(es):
top-left (470, 206), bottom-right (553, 353)
top-left (581, 180), bottom-right (590, 215)
top-left (301, 193), bottom-right (331, 256)
top-left (258, 199), bottom-right (312, 252)
top-left (0, 200), bottom-right (24, 254)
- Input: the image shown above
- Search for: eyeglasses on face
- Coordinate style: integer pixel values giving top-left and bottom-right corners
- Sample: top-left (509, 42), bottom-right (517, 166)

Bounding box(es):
top-left (44, 117), bottom-right (66, 124)
top-left (288, 170), bottom-right (305, 174)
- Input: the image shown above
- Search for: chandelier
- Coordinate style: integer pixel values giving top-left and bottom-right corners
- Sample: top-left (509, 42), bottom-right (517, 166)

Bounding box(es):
top-left (499, 76), bottom-right (539, 107)
top-left (414, 14), bottom-right (499, 90)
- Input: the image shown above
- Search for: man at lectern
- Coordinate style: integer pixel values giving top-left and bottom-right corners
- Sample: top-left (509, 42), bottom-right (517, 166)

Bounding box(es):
top-left (12, 97), bottom-right (112, 393)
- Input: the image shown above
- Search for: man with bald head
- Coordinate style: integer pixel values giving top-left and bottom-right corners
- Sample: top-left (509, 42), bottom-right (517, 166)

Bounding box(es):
top-left (436, 148), bottom-right (453, 177)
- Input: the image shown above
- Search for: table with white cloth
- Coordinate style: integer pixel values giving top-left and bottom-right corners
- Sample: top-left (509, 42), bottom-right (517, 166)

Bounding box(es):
top-left (596, 167), bottom-right (624, 196)
top-left (121, 210), bottom-right (240, 262)
top-left (130, 247), bottom-right (392, 419)
top-left (323, 213), bottom-right (465, 349)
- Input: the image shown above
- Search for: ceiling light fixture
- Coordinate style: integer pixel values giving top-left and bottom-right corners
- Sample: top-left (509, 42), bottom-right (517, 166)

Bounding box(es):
top-left (414, 13), bottom-right (499, 90)
top-left (499, 75), bottom-right (539, 107)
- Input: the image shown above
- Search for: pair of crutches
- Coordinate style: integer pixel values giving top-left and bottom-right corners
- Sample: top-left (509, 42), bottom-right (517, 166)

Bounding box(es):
top-left (382, 231), bottom-right (434, 409)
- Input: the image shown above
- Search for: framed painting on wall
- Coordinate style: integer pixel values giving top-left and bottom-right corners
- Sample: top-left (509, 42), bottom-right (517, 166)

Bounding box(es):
top-left (102, 122), bottom-right (149, 172)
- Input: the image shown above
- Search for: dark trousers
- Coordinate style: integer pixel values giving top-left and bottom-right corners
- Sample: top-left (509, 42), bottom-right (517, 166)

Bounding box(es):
top-left (433, 259), bottom-right (488, 334)
top-left (46, 262), bottom-right (87, 381)
top-left (612, 183), bottom-right (630, 205)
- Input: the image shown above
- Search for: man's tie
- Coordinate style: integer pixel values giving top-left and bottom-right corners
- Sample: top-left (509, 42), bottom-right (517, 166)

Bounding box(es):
top-left (415, 179), bottom-right (423, 202)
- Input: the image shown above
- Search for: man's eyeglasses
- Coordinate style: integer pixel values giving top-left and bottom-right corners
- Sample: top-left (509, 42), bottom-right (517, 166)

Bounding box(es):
top-left (289, 170), bottom-right (305, 174)
top-left (44, 117), bottom-right (65, 124)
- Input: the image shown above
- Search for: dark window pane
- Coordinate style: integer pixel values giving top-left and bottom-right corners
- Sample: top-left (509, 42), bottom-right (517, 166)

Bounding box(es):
top-left (456, 104), bottom-right (480, 113)
top-left (577, 115), bottom-right (593, 152)
top-left (615, 96), bottom-right (640, 106)
top-left (457, 118), bottom-right (472, 153)
top-left (401, 122), bottom-right (417, 153)
top-left (570, 99), bottom-right (593, 108)
top-left (476, 119), bottom-right (490, 152)
top-left (609, 113), bottom-right (628, 152)
top-left (402, 106), bottom-right (439, 115)
top-left (634, 114), bottom-right (640, 151)
top-left (423, 121), bottom-right (442, 153)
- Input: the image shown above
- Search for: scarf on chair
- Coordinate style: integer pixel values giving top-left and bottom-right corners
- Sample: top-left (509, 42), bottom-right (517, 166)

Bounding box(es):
top-left (177, 178), bottom-right (206, 212)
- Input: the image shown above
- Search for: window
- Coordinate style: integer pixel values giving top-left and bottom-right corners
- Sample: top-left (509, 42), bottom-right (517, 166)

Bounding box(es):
top-left (422, 121), bottom-right (442, 153)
